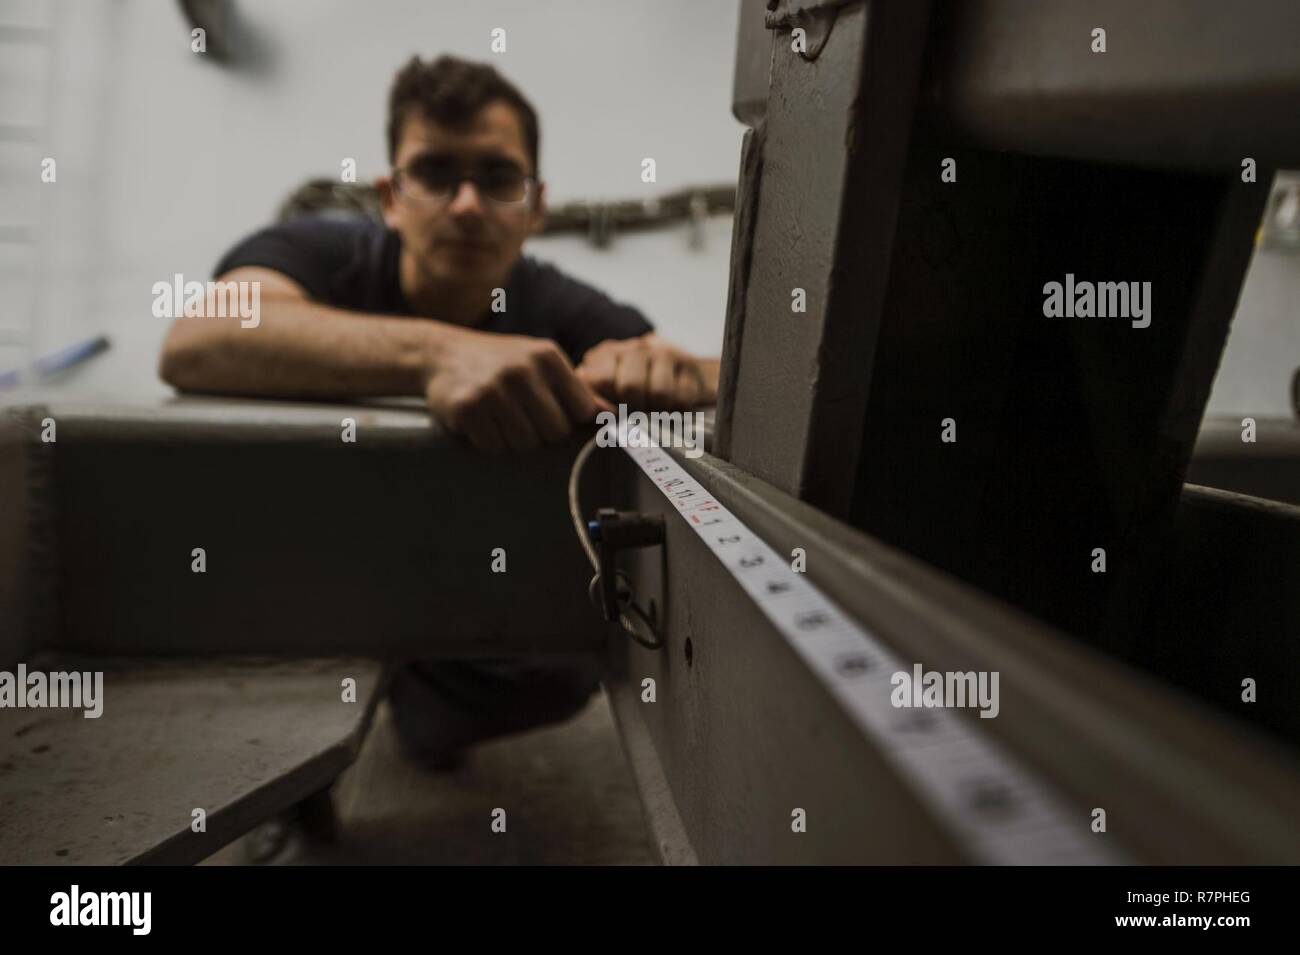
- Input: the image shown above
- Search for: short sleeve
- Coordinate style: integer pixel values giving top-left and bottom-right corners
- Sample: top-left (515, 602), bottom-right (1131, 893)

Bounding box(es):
top-left (524, 259), bottom-right (654, 363)
top-left (212, 218), bottom-right (358, 302)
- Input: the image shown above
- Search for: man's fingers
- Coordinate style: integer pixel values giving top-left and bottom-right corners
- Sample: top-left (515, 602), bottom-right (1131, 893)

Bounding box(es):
top-left (506, 366), bottom-right (571, 443)
top-left (541, 348), bottom-right (607, 424)
top-left (576, 346), bottom-right (619, 396)
top-left (489, 390), bottom-right (543, 451)
top-left (574, 367), bottom-right (616, 413)
top-left (648, 354), bottom-right (678, 409)
top-left (614, 351), bottom-right (649, 410)
top-left (676, 363), bottom-right (702, 408)
top-left (570, 372), bottom-right (616, 418)
top-left (460, 403), bottom-right (506, 454)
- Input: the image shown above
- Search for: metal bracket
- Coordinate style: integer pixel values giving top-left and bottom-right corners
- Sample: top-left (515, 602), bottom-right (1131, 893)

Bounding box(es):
top-left (585, 507), bottom-right (665, 623)
top-left (766, 0), bottom-right (856, 61)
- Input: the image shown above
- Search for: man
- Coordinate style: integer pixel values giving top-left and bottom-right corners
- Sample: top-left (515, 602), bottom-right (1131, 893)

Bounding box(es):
top-left (159, 55), bottom-right (720, 769)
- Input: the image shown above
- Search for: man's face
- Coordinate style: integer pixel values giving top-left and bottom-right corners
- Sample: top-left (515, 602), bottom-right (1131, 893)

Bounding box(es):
top-left (379, 101), bottom-right (544, 291)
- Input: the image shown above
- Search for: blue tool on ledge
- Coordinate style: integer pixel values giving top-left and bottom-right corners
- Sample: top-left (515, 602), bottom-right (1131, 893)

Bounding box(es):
top-left (0, 334), bottom-right (111, 389)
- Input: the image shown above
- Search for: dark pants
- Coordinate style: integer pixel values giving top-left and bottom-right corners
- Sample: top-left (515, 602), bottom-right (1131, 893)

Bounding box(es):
top-left (387, 657), bottom-right (603, 762)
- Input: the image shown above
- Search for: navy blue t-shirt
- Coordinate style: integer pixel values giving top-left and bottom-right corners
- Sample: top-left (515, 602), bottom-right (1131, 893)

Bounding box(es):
top-left (212, 216), bottom-right (653, 365)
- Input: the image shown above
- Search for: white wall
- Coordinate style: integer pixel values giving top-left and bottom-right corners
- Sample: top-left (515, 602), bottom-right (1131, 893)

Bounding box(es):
top-left (8, 0), bottom-right (1295, 417)
top-left (1204, 174), bottom-right (1300, 418)
top-left (8, 0), bottom-right (744, 396)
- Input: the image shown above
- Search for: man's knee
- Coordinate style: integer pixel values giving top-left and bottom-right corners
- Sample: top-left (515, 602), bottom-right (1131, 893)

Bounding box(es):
top-left (388, 656), bottom-right (602, 756)
top-left (496, 657), bottom-right (602, 722)
top-left (535, 658), bottom-right (602, 719)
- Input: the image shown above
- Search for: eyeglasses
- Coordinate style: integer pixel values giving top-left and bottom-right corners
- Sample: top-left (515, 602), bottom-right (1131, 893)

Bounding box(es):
top-left (392, 159), bottom-right (536, 208)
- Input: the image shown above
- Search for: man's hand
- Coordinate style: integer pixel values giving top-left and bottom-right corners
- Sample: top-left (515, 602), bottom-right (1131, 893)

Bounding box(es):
top-left (424, 328), bottom-right (614, 453)
top-left (575, 333), bottom-right (719, 411)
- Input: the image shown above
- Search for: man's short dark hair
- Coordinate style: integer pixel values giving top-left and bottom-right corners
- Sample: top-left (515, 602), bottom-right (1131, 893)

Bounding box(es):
top-left (387, 55), bottom-right (540, 173)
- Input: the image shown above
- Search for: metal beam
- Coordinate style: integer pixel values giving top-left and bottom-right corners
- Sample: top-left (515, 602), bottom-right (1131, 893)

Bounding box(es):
top-left (2, 397), bottom-right (611, 659)
top-left (717, 0), bottom-right (934, 515)
top-left (932, 0), bottom-right (1300, 170)
top-left (608, 444), bottom-right (1300, 863)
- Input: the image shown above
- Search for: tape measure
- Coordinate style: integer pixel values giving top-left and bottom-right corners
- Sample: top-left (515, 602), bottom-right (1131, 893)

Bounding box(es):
top-left (622, 427), bottom-right (1122, 865)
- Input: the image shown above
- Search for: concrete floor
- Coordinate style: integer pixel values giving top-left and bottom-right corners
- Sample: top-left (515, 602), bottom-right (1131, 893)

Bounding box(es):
top-left (201, 688), bottom-right (656, 865)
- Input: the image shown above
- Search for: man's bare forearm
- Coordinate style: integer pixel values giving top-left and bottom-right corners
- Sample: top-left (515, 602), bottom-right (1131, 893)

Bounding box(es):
top-left (159, 297), bottom-right (458, 399)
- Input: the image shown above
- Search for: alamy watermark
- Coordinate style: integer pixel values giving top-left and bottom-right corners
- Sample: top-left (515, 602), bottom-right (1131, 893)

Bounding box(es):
top-left (152, 273), bottom-right (260, 328)
top-left (596, 403), bottom-right (705, 459)
top-left (890, 664), bottom-right (1000, 719)
top-left (1042, 273), bottom-right (1151, 329)
top-left (50, 886), bottom-right (150, 935)
top-left (0, 664), bottom-right (103, 718)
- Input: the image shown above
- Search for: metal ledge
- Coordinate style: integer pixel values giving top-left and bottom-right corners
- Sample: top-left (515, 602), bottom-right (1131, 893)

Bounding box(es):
top-left (1, 395), bottom-right (616, 660)
top-left (1188, 415), bottom-right (1300, 505)
top-left (616, 444), bottom-right (1300, 863)
top-left (931, 0), bottom-right (1300, 169)
top-left (0, 656), bottom-right (383, 865)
